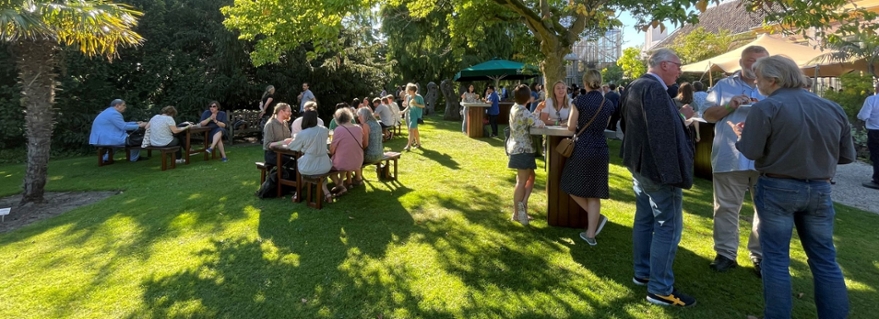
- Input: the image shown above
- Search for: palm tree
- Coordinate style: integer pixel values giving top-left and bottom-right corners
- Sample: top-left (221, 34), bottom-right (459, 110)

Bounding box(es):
top-left (0, 0), bottom-right (143, 204)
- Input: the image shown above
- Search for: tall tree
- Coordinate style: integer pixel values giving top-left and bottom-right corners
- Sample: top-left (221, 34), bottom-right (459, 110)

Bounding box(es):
top-left (1, 0), bottom-right (143, 204)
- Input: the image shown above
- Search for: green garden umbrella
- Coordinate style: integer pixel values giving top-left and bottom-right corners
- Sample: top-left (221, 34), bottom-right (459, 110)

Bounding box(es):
top-left (453, 59), bottom-right (540, 85)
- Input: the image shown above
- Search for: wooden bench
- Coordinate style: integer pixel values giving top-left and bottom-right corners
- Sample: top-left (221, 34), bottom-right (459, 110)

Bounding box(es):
top-left (125, 146), bottom-right (180, 171)
top-left (296, 170), bottom-right (336, 209)
top-left (363, 152), bottom-right (401, 181)
top-left (256, 162), bottom-right (267, 184)
top-left (95, 146), bottom-right (117, 167)
top-left (229, 110), bottom-right (264, 145)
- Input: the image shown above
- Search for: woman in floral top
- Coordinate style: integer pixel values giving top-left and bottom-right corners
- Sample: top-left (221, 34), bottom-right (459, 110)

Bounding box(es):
top-left (506, 84), bottom-right (545, 225)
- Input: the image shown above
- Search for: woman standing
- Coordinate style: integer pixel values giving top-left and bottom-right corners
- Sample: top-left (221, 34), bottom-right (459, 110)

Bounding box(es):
top-left (560, 70), bottom-right (616, 246)
top-left (460, 84), bottom-right (480, 133)
top-left (506, 84), bottom-right (544, 225)
top-left (259, 85), bottom-right (276, 118)
top-left (402, 83), bottom-right (424, 151)
top-left (674, 82), bottom-right (700, 142)
top-left (199, 101), bottom-right (229, 162)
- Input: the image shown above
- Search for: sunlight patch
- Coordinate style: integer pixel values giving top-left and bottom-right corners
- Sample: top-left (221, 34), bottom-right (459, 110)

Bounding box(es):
top-left (187, 193), bottom-right (202, 200)
top-left (169, 212), bottom-right (199, 230)
top-left (49, 175), bottom-right (64, 181)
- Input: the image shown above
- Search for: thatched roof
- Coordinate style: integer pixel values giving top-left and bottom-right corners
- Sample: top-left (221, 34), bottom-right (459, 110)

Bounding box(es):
top-left (652, 0), bottom-right (768, 48)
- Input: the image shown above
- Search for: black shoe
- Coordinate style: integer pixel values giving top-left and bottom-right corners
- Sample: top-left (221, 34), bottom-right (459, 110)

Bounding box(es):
top-left (647, 288), bottom-right (697, 307)
top-left (709, 254), bottom-right (738, 272)
top-left (863, 181), bottom-right (879, 189)
top-left (753, 259), bottom-right (763, 278)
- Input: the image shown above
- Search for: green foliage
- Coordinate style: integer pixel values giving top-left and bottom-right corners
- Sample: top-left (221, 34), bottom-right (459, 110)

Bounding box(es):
top-left (668, 27), bottom-right (751, 64)
top-left (600, 64), bottom-right (624, 84)
top-left (617, 47), bottom-right (646, 79)
top-left (822, 72), bottom-right (874, 122)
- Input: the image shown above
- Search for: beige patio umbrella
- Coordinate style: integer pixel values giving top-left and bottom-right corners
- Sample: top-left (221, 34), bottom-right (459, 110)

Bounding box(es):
top-left (681, 34), bottom-right (829, 80)
top-left (800, 58), bottom-right (879, 77)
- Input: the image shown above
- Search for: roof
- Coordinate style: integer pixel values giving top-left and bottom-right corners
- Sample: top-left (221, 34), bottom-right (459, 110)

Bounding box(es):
top-left (652, 0), bottom-right (768, 48)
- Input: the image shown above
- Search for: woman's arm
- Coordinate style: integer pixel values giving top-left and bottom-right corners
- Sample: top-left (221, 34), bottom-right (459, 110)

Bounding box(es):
top-left (566, 107), bottom-right (579, 132)
top-left (360, 124), bottom-right (369, 149)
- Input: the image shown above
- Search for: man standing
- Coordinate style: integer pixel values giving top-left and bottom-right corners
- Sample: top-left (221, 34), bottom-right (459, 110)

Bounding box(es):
top-left (701, 45), bottom-right (770, 275)
top-left (89, 99), bottom-right (148, 162)
top-left (621, 48), bottom-right (697, 307)
top-left (297, 82), bottom-right (316, 113)
top-left (736, 55), bottom-right (854, 319)
top-left (484, 85), bottom-right (500, 137)
top-left (605, 83), bottom-right (621, 131)
top-left (858, 83), bottom-right (879, 189)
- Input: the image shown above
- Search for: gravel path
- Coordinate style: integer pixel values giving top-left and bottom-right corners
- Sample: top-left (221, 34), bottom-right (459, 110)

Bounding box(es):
top-left (833, 160), bottom-right (879, 214)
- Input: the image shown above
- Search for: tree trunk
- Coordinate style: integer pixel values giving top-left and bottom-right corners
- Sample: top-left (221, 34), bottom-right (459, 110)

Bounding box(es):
top-left (540, 38), bottom-right (570, 102)
top-left (14, 40), bottom-right (58, 205)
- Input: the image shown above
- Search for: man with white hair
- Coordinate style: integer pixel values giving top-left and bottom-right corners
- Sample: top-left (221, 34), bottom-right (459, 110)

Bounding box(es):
top-left (735, 55), bottom-right (854, 319)
top-left (620, 48), bottom-right (696, 307)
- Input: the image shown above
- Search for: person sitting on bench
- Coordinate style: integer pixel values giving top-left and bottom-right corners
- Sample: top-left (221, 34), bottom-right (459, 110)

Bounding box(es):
top-left (89, 99), bottom-right (147, 162)
top-left (148, 105), bottom-right (192, 164)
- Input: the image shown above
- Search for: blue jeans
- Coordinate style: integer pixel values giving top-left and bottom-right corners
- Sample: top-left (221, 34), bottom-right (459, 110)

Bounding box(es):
top-left (631, 170), bottom-right (684, 295)
top-left (755, 176), bottom-right (849, 319)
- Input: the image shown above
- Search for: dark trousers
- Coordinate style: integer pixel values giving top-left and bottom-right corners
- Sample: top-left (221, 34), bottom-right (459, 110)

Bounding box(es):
top-left (487, 114), bottom-right (498, 136)
top-left (157, 137), bottom-right (182, 158)
top-left (869, 129), bottom-right (879, 183)
top-left (607, 106), bottom-right (622, 130)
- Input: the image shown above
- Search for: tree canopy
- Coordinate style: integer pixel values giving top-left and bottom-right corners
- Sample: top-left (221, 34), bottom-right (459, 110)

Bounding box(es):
top-left (617, 47), bottom-right (646, 80)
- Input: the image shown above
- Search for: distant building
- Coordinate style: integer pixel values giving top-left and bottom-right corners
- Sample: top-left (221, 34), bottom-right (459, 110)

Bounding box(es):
top-left (566, 29), bottom-right (623, 86)
top-left (645, 0), bottom-right (768, 51)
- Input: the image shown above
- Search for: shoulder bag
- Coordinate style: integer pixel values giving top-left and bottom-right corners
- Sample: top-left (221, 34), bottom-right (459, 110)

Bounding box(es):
top-left (556, 96), bottom-right (605, 157)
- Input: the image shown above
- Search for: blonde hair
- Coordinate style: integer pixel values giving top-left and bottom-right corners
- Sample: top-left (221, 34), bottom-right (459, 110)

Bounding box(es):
top-left (273, 103), bottom-right (290, 117)
top-left (582, 70), bottom-right (602, 90)
top-left (161, 105), bottom-right (177, 117)
top-left (303, 101), bottom-right (318, 111)
top-left (406, 83), bottom-right (418, 93)
top-left (550, 81), bottom-right (571, 109)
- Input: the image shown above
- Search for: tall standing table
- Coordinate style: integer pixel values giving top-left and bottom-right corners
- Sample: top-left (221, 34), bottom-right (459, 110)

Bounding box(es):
top-left (460, 102), bottom-right (490, 138)
top-left (530, 126), bottom-right (589, 228)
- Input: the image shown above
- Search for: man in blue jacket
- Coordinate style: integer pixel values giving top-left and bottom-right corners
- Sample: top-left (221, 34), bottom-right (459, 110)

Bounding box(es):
top-left (484, 85), bottom-right (500, 137)
top-left (89, 99), bottom-right (147, 162)
top-left (620, 48), bottom-right (696, 307)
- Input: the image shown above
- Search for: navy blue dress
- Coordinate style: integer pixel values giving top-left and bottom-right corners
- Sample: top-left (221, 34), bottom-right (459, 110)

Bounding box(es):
top-left (200, 110), bottom-right (229, 138)
top-left (560, 91), bottom-right (616, 199)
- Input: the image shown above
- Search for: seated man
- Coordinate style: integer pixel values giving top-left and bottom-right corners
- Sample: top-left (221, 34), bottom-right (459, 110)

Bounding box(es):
top-left (89, 99), bottom-right (147, 162)
top-left (372, 97), bottom-right (395, 140)
top-left (290, 102), bottom-right (325, 136)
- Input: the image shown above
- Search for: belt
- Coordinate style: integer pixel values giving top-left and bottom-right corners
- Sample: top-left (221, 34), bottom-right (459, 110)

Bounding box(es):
top-left (762, 173), bottom-right (831, 182)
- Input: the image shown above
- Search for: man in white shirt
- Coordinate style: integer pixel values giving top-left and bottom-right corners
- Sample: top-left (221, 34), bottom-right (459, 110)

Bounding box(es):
top-left (858, 83), bottom-right (879, 189)
top-left (290, 102), bottom-right (324, 136)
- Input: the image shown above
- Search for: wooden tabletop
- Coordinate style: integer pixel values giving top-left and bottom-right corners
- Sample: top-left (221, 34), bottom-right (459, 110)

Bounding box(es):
top-left (460, 102), bottom-right (491, 108)
top-left (529, 125), bottom-right (574, 137)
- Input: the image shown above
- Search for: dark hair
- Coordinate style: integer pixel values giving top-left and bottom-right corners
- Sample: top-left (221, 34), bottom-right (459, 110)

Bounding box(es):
top-left (208, 101), bottom-right (222, 110)
top-left (609, 83), bottom-right (617, 90)
top-left (467, 84), bottom-right (475, 93)
top-left (352, 98), bottom-right (360, 106)
top-left (487, 85), bottom-right (495, 90)
top-left (513, 84), bottom-right (531, 105)
top-left (372, 97), bottom-right (381, 104)
top-left (579, 89), bottom-right (586, 95)
top-left (676, 82), bottom-right (694, 104)
top-left (335, 102), bottom-right (349, 110)
top-left (693, 81), bottom-right (705, 92)
top-left (301, 110), bottom-right (318, 130)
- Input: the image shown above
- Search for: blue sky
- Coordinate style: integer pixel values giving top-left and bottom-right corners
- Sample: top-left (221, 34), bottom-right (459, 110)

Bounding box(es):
top-left (618, 11), bottom-right (649, 49)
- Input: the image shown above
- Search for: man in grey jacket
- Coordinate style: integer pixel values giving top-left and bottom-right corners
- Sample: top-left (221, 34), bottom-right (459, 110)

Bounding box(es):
top-left (735, 55), bottom-right (854, 319)
top-left (620, 48), bottom-right (696, 307)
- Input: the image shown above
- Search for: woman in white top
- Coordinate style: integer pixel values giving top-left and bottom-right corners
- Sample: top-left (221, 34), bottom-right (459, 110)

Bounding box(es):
top-left (460, 84), bottom-right (480, 133)
top-left (147, 105), bottom-right (192, 163)
top-left (539, 81), bottom-right (573, 126)
top-left (281, 108), bottom-right (333, 203)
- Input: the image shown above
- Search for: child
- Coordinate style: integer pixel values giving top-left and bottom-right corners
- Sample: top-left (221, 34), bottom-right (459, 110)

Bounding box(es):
top-left (401, 83), bottom-right (424, 151)
top-left (506, 84), bottom-right (545, 225)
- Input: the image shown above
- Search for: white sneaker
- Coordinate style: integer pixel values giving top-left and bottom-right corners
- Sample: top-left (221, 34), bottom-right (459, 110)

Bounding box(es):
top-left (175, 159), bottom-right (185, 164)
top-left (595, 215), bottom-right (608, 236)
top-left (516, 202), bottom-right (529, 226)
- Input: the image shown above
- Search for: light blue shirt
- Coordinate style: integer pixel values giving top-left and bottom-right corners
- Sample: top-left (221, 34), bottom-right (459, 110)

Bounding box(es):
top-left (89, 107), bottom-right (139, 146)
top-left (299, 89), bottom-right (315, 112)
top-left (705, 72), bottom-right (766, 173)
top-left (858, 94), bottom-right (879, 130)
top-left (646, 72), bottom-right (667, 91)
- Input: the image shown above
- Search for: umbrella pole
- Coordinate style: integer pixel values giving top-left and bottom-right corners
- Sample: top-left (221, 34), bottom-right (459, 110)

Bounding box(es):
top-left (710, 71), bottom-right (713, 87)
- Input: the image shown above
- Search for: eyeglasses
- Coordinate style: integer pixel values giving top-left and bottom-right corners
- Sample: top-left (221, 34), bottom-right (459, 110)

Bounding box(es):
top-left (663, 61), bottom-right (682, 69)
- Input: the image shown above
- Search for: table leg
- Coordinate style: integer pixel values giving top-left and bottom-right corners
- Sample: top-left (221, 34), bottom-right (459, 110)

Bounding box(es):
top-left (203, 130), bottom-right (211, 162)
top-left (545, 135), bottom-right (587, 228)
top-left (184, 130), bottom-right (192, 164)
top-left (276, 152), bottom-right (284, 198)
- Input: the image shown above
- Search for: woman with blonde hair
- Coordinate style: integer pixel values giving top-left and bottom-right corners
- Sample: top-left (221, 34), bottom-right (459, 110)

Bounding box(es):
top-left (560, 70), bottom-right (616, 246)
top-left (263, 103), bottom-right (293, 166)
top-left (402, 83), bottom-right (424, 151)
top-left (540, 80), bottom-right (573, 126)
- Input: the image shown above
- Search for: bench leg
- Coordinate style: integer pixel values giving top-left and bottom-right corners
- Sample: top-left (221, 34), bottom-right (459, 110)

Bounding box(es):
top-left (171, 151), bottom-right (177, 170)
top-left (160, 151), bottom-right (168, 171)
top-left (391, 158), bottom-right (398, 180)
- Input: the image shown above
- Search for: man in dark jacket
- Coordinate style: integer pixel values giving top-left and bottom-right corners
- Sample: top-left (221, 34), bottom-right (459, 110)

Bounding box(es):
top-left (620, 48), bottom-right (696, 307)
top-left (605, 83), bottom-right (621, 130)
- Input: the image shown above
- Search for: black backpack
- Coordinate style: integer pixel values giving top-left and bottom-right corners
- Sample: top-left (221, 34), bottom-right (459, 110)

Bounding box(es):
top-left (256, 160), bottom-right (296, 199)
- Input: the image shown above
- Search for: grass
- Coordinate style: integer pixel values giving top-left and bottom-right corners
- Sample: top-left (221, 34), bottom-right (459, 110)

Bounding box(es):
top-left (0, 115), bottom-right (877, 318)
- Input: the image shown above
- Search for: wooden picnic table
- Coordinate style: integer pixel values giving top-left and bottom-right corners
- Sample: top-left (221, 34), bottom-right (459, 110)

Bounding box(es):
top-left (183, 126), bottom-right (218, 164)
top-left (530, 125), bottom-right (587, 228)
top-left (269, 143), bottom-right (302, 198)
top-left (461, 102), bottom-right (490, 138)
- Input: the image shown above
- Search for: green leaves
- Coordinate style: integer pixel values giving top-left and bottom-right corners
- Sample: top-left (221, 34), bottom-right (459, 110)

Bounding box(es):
top-left (617, 47), bottom-right (646, 79)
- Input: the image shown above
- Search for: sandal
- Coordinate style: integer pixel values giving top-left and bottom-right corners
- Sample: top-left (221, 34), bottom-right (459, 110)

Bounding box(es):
top-left (331, 185), bottom-right (348, 197)
top-left (291, 192), bottom-right (298, 202)
top-left (324, 193), bottom-right (334, 203)
top-left (352, 179), bottom-right (363, 187)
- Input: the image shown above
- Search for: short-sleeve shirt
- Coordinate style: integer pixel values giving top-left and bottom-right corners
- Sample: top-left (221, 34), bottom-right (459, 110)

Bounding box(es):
top-left (487, 92), bottom-right (500, 115)
top-left (506, 103), bottom-right (541, 155)
top-left (374, 104), bottom-right (395, 126)
top-left (541, 98), bottom-right (571, 123)
top-left (261, 94), bottom-right (274, 112)
top-left (300, 89), bottom-right (315, 112)
top-left (291, 116), bottom-right (325, 136)
top-left (148, 114), bottom-right (177, 146)
top-left (705, 72), bottom-right (766, 173)
top-left (408, 94), bottom-right (425, 119)
top-left (858, 94), bottom-right (879, 130)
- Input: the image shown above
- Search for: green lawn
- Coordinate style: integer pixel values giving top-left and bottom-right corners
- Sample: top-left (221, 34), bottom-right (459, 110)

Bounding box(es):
top-left (1, 115), bottom-right (877, 318)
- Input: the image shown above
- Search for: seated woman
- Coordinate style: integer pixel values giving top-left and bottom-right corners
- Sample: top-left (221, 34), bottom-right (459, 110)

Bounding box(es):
top-left (198, 101), bottom-right (229, 162)
top-left (263, 103), bottom-right (293, 167)
top-left (282, 109), bottom-right (333, 203)
top-left (291, 103), bottom-right (325, 135)
top-left (357, 107), bottom-right (384, 164)
top-left (327, 102), bottom-right (351, 130)
top-left (147, 105), bottom-right (192, 163)
top-left (329, 108), bottom-right (364, 196)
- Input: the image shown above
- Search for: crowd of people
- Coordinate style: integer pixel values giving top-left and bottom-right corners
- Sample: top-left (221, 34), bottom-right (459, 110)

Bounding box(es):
top-left (507, 47), bottom-right (858, 319)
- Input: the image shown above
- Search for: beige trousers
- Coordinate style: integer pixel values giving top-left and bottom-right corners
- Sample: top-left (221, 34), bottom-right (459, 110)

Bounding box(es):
top-left (712, 170), bottom-right (762, 261)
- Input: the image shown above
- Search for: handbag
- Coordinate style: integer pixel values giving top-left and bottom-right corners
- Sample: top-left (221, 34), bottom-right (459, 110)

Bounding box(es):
top-left (126, 127), bottom-right (146, 147)
top-left (556, 96), bottom-right (605, 157)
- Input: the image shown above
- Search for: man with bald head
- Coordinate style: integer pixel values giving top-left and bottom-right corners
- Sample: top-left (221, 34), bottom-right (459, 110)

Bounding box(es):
top-left (620, 48), bottom-right (696, 307)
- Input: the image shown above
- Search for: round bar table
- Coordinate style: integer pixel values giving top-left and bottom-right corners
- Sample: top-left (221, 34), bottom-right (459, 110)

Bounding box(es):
top-left (530, 125), bottom-right (588, 228)
top-left (460, 102), bottom-right (490, 138)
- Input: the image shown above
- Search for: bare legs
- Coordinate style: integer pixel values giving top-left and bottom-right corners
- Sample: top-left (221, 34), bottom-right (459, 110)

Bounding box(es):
top-left (512, 169), bottom-right (535, 221)
top-left (210, 131), bottom-right (227, 158)
top-left (571, 195), bottom-right (602, 238)
top-left (405, 128), bottom-right (420, 150)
